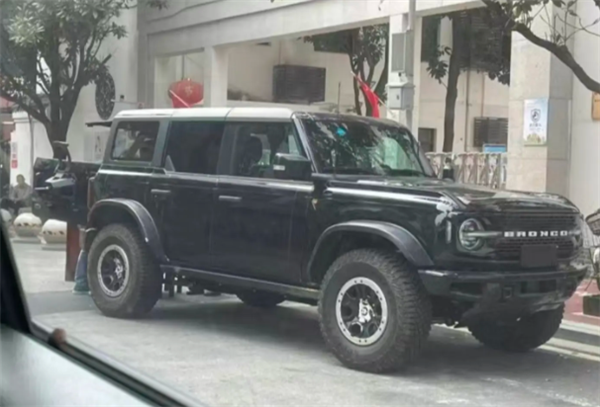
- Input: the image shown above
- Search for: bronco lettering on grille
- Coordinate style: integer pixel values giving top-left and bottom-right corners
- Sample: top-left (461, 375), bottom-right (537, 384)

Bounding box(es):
top-left (503, 230), bottom-right (571, 238)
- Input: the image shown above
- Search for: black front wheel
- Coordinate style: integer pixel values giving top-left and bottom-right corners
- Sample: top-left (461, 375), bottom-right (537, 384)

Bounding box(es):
top-left (88, 224), bottom-right (162, 318)
top-left (468, 306), bottom-right (564, 352)
top-left (319, 249), bottom-right (431, 373)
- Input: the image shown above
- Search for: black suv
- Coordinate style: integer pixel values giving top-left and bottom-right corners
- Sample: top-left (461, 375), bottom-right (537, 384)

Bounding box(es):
top-left (34, 108), bottom-right (589, 373)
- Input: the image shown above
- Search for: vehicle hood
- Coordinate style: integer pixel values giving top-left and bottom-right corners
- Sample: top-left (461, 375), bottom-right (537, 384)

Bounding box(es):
top-left (327, 175), bottom-right (579, 213)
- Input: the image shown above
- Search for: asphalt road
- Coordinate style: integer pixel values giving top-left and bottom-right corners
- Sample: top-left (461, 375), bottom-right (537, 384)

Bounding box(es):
top-left (26, 291), bottom-right (600, 407)
top-left (10, 241), bottom-right (600, 407)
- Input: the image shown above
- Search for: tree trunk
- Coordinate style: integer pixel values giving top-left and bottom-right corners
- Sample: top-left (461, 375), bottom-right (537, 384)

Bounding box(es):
top-left (443, 20), bottom-right (463, 152)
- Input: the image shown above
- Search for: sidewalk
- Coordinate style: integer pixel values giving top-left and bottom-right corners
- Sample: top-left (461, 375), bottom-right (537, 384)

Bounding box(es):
top-left (564, 279), bottom-right (600, 326)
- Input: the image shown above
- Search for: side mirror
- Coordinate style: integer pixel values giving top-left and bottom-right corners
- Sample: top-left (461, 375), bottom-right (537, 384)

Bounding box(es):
top-left (586, 209), bottom-right (600, 236)
top-left (273, 153), bottom-right (312, 181)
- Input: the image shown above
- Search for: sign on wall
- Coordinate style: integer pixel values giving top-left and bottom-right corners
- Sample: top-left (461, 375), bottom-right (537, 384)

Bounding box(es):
top-left (523, 98), bottom-right (548, 146)
top-left (10, 141), bottom-right (17, 168)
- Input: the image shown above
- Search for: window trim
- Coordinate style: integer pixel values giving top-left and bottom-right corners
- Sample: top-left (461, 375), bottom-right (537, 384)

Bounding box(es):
top-left (160, 119), bottom-right (226, 176)
top-left (217, 120), bottom-right (307, 180)
top-left (106, 119), bottom-right (165, 167)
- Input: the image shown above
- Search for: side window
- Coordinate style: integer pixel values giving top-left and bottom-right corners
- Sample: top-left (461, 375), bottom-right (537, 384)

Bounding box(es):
top-left (226, 122), bottom-right (304, 179)
top-left (111, 121), bottom-right (159, 162)
top-left (164, 121), bottom-right (224, 175)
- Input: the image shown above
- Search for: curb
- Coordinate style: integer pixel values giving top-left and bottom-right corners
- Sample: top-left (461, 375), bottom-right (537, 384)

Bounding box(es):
top-left (555, 320), bottom-right (600, 347)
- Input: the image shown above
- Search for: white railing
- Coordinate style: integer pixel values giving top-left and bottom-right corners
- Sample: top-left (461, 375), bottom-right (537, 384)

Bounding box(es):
top-left (426, 152), bottom-right (507, 190)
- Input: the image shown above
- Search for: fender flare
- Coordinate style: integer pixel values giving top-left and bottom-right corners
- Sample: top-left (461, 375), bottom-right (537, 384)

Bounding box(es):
top-left (307, 220), bottom-right (433, 279)
top-left (85, 198), bottom-right (167, 263)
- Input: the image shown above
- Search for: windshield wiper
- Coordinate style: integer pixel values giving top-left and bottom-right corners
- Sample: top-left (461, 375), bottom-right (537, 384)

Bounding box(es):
top-left (323, 167), bottom-right (380, 176)
top-left (383, 168), bottom-right (431, 178)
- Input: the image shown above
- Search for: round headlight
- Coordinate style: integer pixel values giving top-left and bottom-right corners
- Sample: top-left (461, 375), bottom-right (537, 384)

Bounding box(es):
top-left (459, 218), bottom-right (484, 251)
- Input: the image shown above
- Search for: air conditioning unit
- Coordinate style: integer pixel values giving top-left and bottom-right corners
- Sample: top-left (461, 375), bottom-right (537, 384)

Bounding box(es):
top-left (273, 65), bottom-right (326, 104)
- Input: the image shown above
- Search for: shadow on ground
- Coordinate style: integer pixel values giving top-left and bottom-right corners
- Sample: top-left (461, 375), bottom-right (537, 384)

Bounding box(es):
top-left (144, 297), bottom-right (596, 383)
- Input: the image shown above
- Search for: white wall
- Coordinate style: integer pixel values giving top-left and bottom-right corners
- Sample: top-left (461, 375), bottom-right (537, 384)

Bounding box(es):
top-left (151, 38), bottom-right (509, 153)
top-left (66, 8), bottom-right (138, 162)
top-left (568, 0), bottom-right (600, 216)
top-left (419, 65), bottom-right (509, 152)
top-left (10, 112), bottom-right (53, 185)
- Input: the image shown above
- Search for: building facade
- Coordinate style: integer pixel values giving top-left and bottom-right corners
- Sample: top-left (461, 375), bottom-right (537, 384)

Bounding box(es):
top-left (9, 0), bottom-right (600, 216)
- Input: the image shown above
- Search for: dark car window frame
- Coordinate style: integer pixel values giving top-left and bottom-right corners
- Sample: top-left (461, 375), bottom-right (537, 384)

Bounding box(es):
top-left (0, 225), bottom-right (201, 406)
top-left (161, 119), bottom-right (226, 176)
top-left (217, 120), bottom-right (308, 180)
top-left (105, 119), bottom-right (169, 168)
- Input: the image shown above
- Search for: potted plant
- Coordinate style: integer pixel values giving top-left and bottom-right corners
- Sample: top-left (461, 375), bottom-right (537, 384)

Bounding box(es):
top-left (583, 209), bottom-right (600, 317)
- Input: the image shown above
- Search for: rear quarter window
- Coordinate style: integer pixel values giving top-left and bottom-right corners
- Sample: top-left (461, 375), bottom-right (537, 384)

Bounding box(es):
top-left (111, 121), bottom-right (160, 162)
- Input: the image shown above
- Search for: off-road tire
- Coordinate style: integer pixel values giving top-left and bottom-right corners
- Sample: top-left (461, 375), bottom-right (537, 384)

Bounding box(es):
top-left (237, 291), bottom-right (285, 308)
top-left (319, 249), bottom-right (431, 373)
top-left (88, 223), bottom-right (162, 318)
top-left (468, 306), bottom-right (564, 352)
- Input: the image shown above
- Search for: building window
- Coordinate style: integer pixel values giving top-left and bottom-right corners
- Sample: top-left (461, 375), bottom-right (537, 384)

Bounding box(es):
top-left (418, 128), bottom-right (436, 153)
top-left (473, 117), bottom-right (508, 148)
top-left (421, 16), bottom-right (441, 63)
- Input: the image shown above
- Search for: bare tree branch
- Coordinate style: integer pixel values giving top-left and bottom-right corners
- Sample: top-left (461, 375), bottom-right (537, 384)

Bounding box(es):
top-left (514, 23), bottom-right (600, 93)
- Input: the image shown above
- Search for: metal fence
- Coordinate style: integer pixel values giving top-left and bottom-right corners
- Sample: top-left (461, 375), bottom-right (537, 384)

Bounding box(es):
top-left (426, 152), bottom-right (507, 190)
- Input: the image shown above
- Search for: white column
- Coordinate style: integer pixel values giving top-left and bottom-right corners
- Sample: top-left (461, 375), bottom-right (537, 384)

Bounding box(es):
top-left (203, 46), bottom-right (229, 107)
top-left (568, 0), bottom-right (600, 216)
top-left (506, 6), bottom-right (573, 196)
top-left (387, 14), bottom-right (422, 136)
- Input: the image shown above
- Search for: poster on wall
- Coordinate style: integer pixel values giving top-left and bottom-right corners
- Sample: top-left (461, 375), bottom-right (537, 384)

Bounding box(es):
top-left (10, 141), bottom-right (17, 168)
top-left (523, 98), bottom-right (548, 146)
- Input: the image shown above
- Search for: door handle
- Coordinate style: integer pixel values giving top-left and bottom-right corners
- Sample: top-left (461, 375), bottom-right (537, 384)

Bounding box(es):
top-left (151, 189), bottom-right (171, 196)
top-left (218, 195), bottom-right (242, 203)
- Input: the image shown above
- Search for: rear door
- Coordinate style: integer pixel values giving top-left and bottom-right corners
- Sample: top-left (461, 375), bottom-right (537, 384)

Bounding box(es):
top-left (211, 121), bottom-right (311, 283)
top-left (150, 120), bottom-right (224, 268)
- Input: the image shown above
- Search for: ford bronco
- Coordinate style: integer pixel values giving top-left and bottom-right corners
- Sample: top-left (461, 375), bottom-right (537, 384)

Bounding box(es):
top-left (33, 107), bottom-right (590, 373)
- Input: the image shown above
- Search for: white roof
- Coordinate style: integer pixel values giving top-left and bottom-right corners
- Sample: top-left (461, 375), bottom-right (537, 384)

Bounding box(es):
top-left (113, 107), bottom-right (297, 121)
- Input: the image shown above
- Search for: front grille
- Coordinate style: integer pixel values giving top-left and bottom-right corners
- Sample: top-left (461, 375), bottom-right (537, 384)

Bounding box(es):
top-left (495, 237), bottom-right (575, 260)
top-left (491, 212), bottom-right (579, 231)
top-left (486, 212), bottom-right (580, 260)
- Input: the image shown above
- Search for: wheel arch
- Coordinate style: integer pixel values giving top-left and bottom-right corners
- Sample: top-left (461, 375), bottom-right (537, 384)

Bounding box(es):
top-left (306, 221), bottom-right (433, 285)
top-left (85, 199), bottom-right (167, 263)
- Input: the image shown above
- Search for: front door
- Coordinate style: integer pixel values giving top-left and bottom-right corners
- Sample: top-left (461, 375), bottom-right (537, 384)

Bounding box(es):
top-left (150, 120), bottom-right (224, 268)
top-left (211, 121), bottom-right (311, 283)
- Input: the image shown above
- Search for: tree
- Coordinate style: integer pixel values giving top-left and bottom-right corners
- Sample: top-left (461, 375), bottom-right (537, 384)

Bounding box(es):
top-left (423, 9), bottom-right (511, 152)
top-left (481, 0), bottom-right (600, 94)
top-left (0, 0), bottom-right (167, 158)
top-left (304, 24), bottom-right (389, 116)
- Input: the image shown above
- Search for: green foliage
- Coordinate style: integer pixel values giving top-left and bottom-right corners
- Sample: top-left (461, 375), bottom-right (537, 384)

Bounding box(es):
top-left (481, 0), bottom-right (600, 93)
top-left (305, 24), bottom-right (389, 116)
top-left (423, 9), bottom-right (511, 86)
top-left (0, 0), bottom-right (167, 155)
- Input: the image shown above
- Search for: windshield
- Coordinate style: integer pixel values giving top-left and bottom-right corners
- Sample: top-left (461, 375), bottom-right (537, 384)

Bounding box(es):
top-left (301, 116), bottom-right (435, 177)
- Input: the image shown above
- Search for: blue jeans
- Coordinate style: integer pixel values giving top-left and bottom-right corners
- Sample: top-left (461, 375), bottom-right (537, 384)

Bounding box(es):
top-left (73, 250), bottom-right (89, 292)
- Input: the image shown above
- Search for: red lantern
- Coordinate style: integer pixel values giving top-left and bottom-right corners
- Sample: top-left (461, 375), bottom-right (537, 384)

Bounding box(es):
top-left (168, 78), bottom-right (203, 108)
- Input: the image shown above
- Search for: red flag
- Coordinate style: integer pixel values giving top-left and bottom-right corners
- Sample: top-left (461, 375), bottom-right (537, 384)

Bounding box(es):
top-left (353, 74), bottom-right (380, 118)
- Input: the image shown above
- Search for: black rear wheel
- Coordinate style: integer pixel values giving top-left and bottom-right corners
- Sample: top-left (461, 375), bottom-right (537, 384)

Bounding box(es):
top-left (88, 223), bottom-right (162, 318)
top-left (319, 249), bottom-right (431, 373)
top-left (468, 306), bottom-right (564, 352)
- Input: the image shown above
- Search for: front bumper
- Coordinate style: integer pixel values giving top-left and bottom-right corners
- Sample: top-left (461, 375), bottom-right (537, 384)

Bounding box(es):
top-left (419, 263), bottom-right (588, 323)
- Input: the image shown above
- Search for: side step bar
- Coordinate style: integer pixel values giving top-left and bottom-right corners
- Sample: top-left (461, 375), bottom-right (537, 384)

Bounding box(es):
top-left (160, 265), bottom-right (320, 303)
